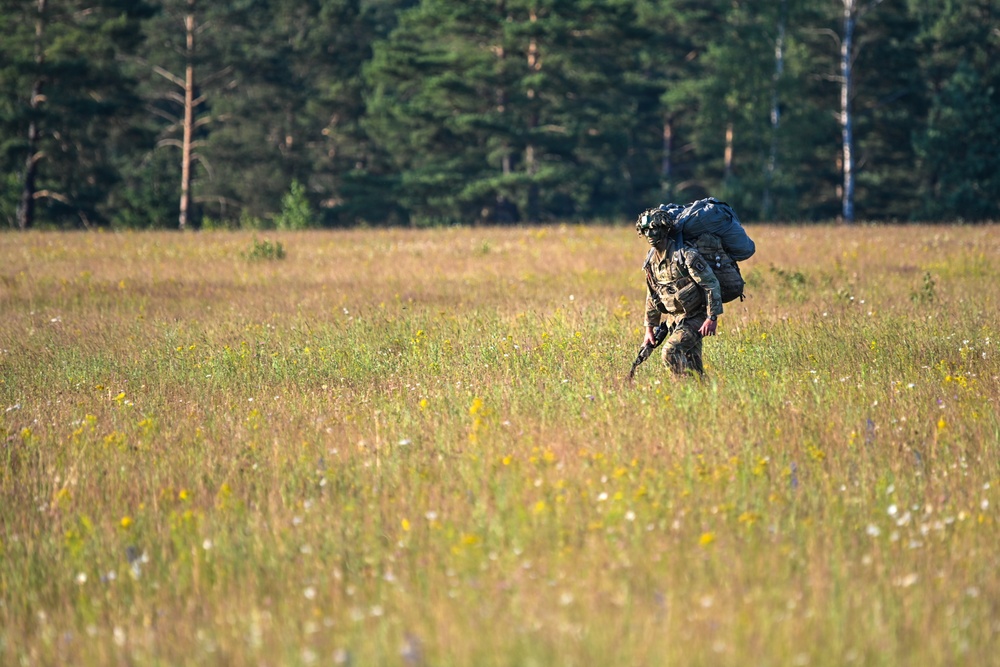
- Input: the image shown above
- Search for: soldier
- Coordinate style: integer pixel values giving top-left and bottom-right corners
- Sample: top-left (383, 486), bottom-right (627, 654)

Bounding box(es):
top-left (636, 207), bottom-right (723, 377)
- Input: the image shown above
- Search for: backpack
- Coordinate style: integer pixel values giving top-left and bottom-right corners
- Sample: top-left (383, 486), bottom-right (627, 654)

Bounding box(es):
top-left (660, 197), bottom-right (753, 303)
top-left (663, 198), bottom-right (756, 261)
top-left (689, 233), bottom-right (746, 303)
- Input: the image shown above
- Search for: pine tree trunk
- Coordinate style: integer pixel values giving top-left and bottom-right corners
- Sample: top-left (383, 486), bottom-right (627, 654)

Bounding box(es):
top-left (840, 0), bottom-right (856, 223)
top-left (661, 117), bottom-right (673, 197)
top-left (661, 119), bottom-right (672, 179)
top-left (724, 121), bottom-right (734, 182)
top-left (178, 0), bottom-right (196, 231)
top-left (17, 88), bottom-right (41, 232)
top-left (494, 2), bottom-right (513, 222)
top-left (525, 11), bottom-right (540, 222)
top-left (17, 0), bottom-right (47, 231)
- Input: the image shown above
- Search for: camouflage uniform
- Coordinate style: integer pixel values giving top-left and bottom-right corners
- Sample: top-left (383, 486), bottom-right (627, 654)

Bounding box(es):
top-left (643, 239), bottom-right (723, 376)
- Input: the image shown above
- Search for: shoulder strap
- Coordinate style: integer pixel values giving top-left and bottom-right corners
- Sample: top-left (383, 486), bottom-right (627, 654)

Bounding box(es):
top-left (673, 240), bottom-right (691, 269)
top-left (642, 248), bottom-right (666, 309)
top-left (642, 248), bottom-right (655, 270)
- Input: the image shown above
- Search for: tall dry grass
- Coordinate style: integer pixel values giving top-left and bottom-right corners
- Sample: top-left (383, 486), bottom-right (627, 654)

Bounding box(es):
top-left (1, 224), bottom-right (998, 666)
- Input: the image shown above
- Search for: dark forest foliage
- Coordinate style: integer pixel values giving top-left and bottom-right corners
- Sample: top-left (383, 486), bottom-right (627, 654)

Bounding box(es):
top-left (2, 0), bottom-right (999, 228)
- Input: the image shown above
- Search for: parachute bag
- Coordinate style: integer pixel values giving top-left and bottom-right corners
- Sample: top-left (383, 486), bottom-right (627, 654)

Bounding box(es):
top-left (668, 198), bottom-right (756, 262)
top-left (692, 234), bottom-right (746, 303)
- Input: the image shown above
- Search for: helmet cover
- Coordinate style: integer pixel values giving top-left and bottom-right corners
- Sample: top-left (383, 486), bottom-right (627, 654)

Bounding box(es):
top-left (635, 207), bottom-right (674, 244)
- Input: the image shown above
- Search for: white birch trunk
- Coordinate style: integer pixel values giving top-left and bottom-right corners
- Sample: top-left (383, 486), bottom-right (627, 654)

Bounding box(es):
top-left (840, 0), bottom-right (856, 223)
top-left (763, 0), bottom-right (786, 220)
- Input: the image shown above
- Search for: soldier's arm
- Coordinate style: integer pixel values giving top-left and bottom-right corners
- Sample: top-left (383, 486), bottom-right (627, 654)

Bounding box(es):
top-left (642, 266), bottom-right (662, 345)
top-left (644, 288), bottom-right (661, 329)
top-left (682, 247), bottom-right (723, 320)
top-left (642, 251), bottom-right (662, 329)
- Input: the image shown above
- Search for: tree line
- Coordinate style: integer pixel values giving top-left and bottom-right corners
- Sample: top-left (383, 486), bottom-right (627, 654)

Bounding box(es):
top-left (2, 0), bottom-right (998, 230)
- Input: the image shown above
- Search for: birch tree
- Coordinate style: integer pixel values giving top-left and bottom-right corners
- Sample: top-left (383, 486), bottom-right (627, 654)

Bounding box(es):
top-left (762, 0), bottom-right (787, 220)
top-left (837, 0), bottom-right (882, 223)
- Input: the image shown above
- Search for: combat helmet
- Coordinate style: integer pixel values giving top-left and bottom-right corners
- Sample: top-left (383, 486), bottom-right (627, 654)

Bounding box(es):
top-left (635, 204), bottom-right (680, 245)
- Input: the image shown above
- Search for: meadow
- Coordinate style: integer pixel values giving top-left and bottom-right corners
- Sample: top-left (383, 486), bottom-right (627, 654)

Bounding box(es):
top-left (1, 224), bottom-right (997, 666)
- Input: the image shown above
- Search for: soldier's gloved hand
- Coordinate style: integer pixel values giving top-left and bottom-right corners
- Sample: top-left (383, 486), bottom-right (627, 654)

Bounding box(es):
top-left (699, 318), bottom-right (717, 337)
top-left (643, 326), bottom-right (656, 346)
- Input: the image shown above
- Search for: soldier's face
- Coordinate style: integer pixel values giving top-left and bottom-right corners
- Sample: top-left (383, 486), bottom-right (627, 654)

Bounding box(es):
top-left (644, 228), bottom-right (667, 247)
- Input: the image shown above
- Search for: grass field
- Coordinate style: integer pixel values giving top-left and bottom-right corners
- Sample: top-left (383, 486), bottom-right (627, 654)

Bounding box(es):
top-left (1, 224), bottom-right (998, 666)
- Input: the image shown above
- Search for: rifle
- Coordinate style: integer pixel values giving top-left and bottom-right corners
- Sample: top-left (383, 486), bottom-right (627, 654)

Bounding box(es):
top-left (627, 321), bottom-right (671, 381)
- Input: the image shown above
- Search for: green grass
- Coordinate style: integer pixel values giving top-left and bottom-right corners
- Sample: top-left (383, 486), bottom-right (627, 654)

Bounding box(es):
top-left (1, 224), bottom-right (998, 666)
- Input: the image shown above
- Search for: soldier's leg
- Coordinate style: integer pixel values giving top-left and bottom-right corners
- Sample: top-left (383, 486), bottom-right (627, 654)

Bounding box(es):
top-left (687, 336), bottom-right (705, 375)
top-left (660, 320), bottom-right (705, 377)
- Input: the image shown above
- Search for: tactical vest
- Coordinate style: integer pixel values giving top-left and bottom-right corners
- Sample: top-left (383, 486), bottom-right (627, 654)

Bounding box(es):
top-left (644, 249), bottom-right (705, 315)
top-left (645, 235), bottom-right (745, 314)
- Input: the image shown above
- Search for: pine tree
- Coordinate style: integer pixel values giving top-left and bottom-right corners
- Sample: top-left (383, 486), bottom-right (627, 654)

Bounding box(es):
top-left (363, 1), bottom-right (512, 224)
top-left (314, 0), bottom-right (418, 226)
top-left (849, 0), bottom-right (923, 220)
top-left (364, 0), bottom-right (646, 224)
top-left (777, 0), bottom-right (845, 220)
top-left (132, 0), bottom-right (411, 227)
top-left (914, 0), bottom-right (1000, 220)
top-left (131, 0), bottom-right (236, 229)
top-left (0, 0), bottom-right (154, 229)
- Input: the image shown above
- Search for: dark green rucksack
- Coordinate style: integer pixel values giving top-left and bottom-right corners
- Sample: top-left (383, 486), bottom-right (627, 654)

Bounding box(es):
top-left (689, 233), bottom-right (746, 303)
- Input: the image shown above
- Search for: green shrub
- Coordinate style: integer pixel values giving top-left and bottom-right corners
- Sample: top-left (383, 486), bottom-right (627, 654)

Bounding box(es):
top-left (274, 179), bottom-right (314, 230)
top-left (243, 236), bottom-right (286, 261)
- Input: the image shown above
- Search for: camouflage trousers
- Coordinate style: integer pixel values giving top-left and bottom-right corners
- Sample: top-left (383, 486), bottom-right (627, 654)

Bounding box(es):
top-left (660, 313), bottom-right (706, 377)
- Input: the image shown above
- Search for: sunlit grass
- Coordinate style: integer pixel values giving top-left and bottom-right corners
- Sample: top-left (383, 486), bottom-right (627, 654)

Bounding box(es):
top-left (1, 224), bottom-right (998, 666)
